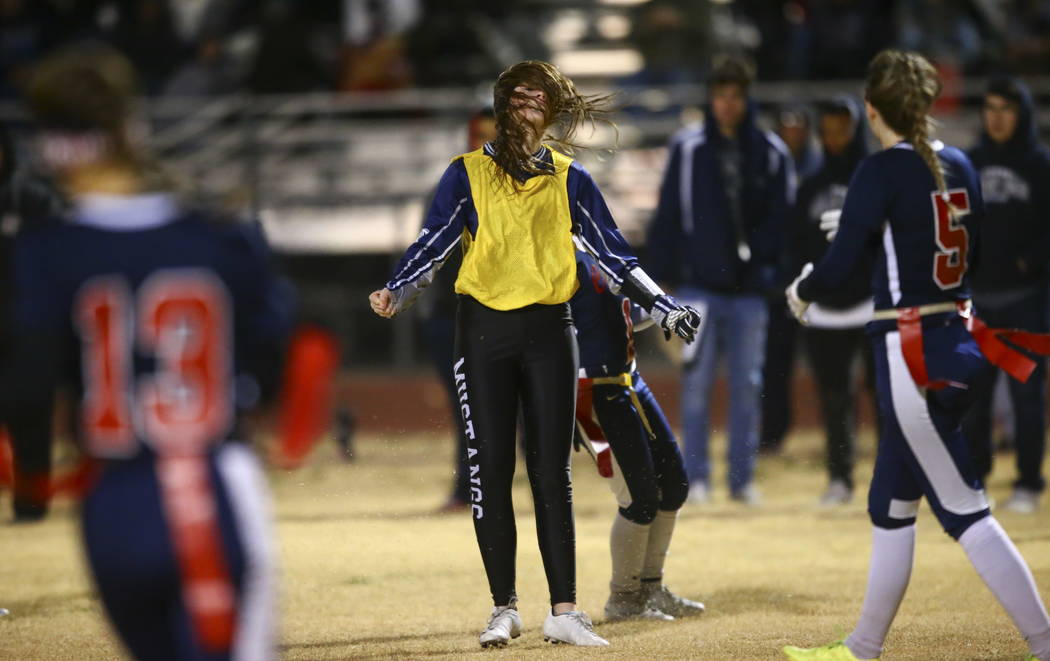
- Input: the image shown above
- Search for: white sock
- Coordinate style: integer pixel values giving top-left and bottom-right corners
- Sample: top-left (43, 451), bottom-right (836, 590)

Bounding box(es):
top-left (610, 513), bottom-right (650, 594)
top-left (845, 525), bottom-right (916, 660)
top-left (641, 509), bottom-right (678, 583)
top-left (959, 516), bottom-right (1050, 660)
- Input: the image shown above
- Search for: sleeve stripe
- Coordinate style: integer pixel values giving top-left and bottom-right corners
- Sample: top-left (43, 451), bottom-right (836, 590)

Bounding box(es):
top-left (387, 233), bottom-right (463, 292)
top-left (388, 197), bottom-right (467, 290)
top-left (577, 200), bottom-right (630, 268)
top-left (678, 131), bottom-right (704, 234)
top-left (576, 234), bottom-right (624, 285)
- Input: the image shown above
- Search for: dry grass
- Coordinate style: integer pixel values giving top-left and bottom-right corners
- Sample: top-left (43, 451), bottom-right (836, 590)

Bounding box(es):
top-left (1, 428), bottom-right (1049, 660)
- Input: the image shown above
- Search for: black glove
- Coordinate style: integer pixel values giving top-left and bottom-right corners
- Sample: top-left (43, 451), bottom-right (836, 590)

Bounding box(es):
top-left (660, 304), bottom-right (702, 343)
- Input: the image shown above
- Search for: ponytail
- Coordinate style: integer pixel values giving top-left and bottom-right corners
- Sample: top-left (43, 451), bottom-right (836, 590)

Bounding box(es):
top-left (865, 50), bottom-right (953, 206)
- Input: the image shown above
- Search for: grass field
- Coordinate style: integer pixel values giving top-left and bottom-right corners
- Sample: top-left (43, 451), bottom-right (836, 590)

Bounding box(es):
top-left (2, 427), bottom-right (1049, 660)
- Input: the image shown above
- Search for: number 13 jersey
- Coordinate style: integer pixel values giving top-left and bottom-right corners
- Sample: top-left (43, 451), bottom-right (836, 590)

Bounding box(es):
top-left (797, 141), bottom-right (984, 315)
top-left (11, 194), bottom-right (294, 459)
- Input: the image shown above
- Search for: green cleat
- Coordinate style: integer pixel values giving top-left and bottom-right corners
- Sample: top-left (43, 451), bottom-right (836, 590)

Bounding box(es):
top-left (782, 641), bottom-right (878, 661)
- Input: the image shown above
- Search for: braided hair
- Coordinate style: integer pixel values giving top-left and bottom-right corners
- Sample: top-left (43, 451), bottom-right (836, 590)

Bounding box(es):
top-left (864, 50), bottom-right (949, 201)
top-left (490, 61), bottom-right (613, 185)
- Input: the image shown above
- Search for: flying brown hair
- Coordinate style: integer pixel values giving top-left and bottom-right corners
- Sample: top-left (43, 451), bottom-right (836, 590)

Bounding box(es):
top-left (490, 61), bottom-right (613, 184)
top-left (865, 50), bottom-right (946, 197)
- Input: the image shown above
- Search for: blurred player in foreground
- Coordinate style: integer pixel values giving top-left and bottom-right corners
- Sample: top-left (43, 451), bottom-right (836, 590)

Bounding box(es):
top-left (570, 250), bottom-right (703, 622)
top-left (0, 119), bottom-right (65, 521)
top-left (369, 60), bottom-right (700, 648)
top-left (783, 50), bottom-right (1050, 661)
top-left (9, 45), bottom-right (293, 660)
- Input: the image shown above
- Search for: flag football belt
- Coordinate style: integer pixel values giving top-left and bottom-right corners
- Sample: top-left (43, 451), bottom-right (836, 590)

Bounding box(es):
top-left (575, 371), bottom-right (655, 479)
top-left (873, 300), bottom-right (1050, 390)
top-left (582, 372), bottom-right (656, 440)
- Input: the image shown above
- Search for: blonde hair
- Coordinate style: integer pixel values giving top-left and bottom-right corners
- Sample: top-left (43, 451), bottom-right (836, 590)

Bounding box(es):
top-left (490, 60), bottom-right (613, 185)
top-left (864, 50), bottom-right (948, 199)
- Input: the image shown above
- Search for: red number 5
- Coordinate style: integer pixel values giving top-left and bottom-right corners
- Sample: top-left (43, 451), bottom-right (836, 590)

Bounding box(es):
top-left (932, 189), bottom-right (971, 290)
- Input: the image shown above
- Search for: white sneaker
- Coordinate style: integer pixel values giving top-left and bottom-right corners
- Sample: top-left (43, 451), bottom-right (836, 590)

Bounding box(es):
top-left (1003, 487), bottom-right (1040, 514)
top-left (819, 480), bottom-right (852, 507)
top-left (687, 481), bottom-right (710, 505)
top-left (730, 483), bottom-right (761, 506)
top-left (479, 604), bottom-right (522, 648)
top-left (543, 610), bottom-right (609, 646)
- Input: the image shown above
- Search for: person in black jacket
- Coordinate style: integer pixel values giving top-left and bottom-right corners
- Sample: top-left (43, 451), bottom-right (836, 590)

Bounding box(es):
top-left (0, 121), bottom-right (65, 521)
top-left (790, 96), bottom-right (874, 506)
top-left (963, 76), bottom-right (1050, 514)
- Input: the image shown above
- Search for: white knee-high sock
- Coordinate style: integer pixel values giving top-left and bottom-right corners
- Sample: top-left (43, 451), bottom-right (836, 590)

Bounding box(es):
top-left (844, 525), bottom-right (916, 660)
top-left (610, 513), bottom-right (650, 594)
top-left (959, 516), bottom-right (1050, 660)
top-left (641, 509), bottom-right (678, 582)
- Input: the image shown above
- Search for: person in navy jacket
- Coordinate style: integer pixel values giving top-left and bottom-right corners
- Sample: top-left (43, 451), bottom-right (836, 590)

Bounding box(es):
top-left (645, 55), bottom-right (795, 505)
top-left (962, 75), bottom-right (1050, 514)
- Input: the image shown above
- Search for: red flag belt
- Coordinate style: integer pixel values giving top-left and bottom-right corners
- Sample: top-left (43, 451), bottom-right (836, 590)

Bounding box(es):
top-left (895, 304), bottom-right (1050, 390)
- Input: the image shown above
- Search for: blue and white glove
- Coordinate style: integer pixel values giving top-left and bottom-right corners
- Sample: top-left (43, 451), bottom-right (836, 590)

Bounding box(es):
top-left (655, 297), bottom-right (702, 343)
top-left (785, 263), bottom-right (813, 324)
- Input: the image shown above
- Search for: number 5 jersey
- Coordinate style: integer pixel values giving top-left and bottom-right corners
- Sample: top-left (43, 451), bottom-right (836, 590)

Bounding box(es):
top-left (797, 141), bottom-right (984, 318)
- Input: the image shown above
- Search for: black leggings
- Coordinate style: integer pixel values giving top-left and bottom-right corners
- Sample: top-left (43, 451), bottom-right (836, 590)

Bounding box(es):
top-left (455, 296), bottom-right (578, 607)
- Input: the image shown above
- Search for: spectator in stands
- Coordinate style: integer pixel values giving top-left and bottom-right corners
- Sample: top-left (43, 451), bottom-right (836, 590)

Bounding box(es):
top-left (338, 0), bottom-right (419, 92)
top-left (963, 75), bottom-right (1050, 513)
top-left (106, 0), bottom-right (189, 94)
top-left (248, 1), bottom-right (341, 94)
top-left (623, 0), bottom-right (711, 88)
top-left (1003, 0), bottom-right (1050, 74)
top-left (896, 0), bottom-right (989, 74)
top-left (809, 0), bottom-right (895, 79)
top-left (0, 0), bottom-right (52, 98)
top-left (760, 104), bottom-right (820, 455)
top-left (791, 96), bottom-right (874, 506)
top-left (406, 0), bottom-right (546, 88)
top-left (646, 56), bottom-right (794, 505)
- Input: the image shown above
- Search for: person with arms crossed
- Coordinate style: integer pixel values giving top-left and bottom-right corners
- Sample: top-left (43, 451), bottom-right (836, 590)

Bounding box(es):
top-left (368, 61), bottom-right (700, 648)
top-left (782, 50), bottom-right (1050, 661)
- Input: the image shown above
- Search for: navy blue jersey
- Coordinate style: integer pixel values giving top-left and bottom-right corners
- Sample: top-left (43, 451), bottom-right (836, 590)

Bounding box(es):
top-left (11, 194), bottom-right (294, 459)
top-left (570, 251), bottom-right (640, 377)
top-left (798, 142), bottom-right (984, 313)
